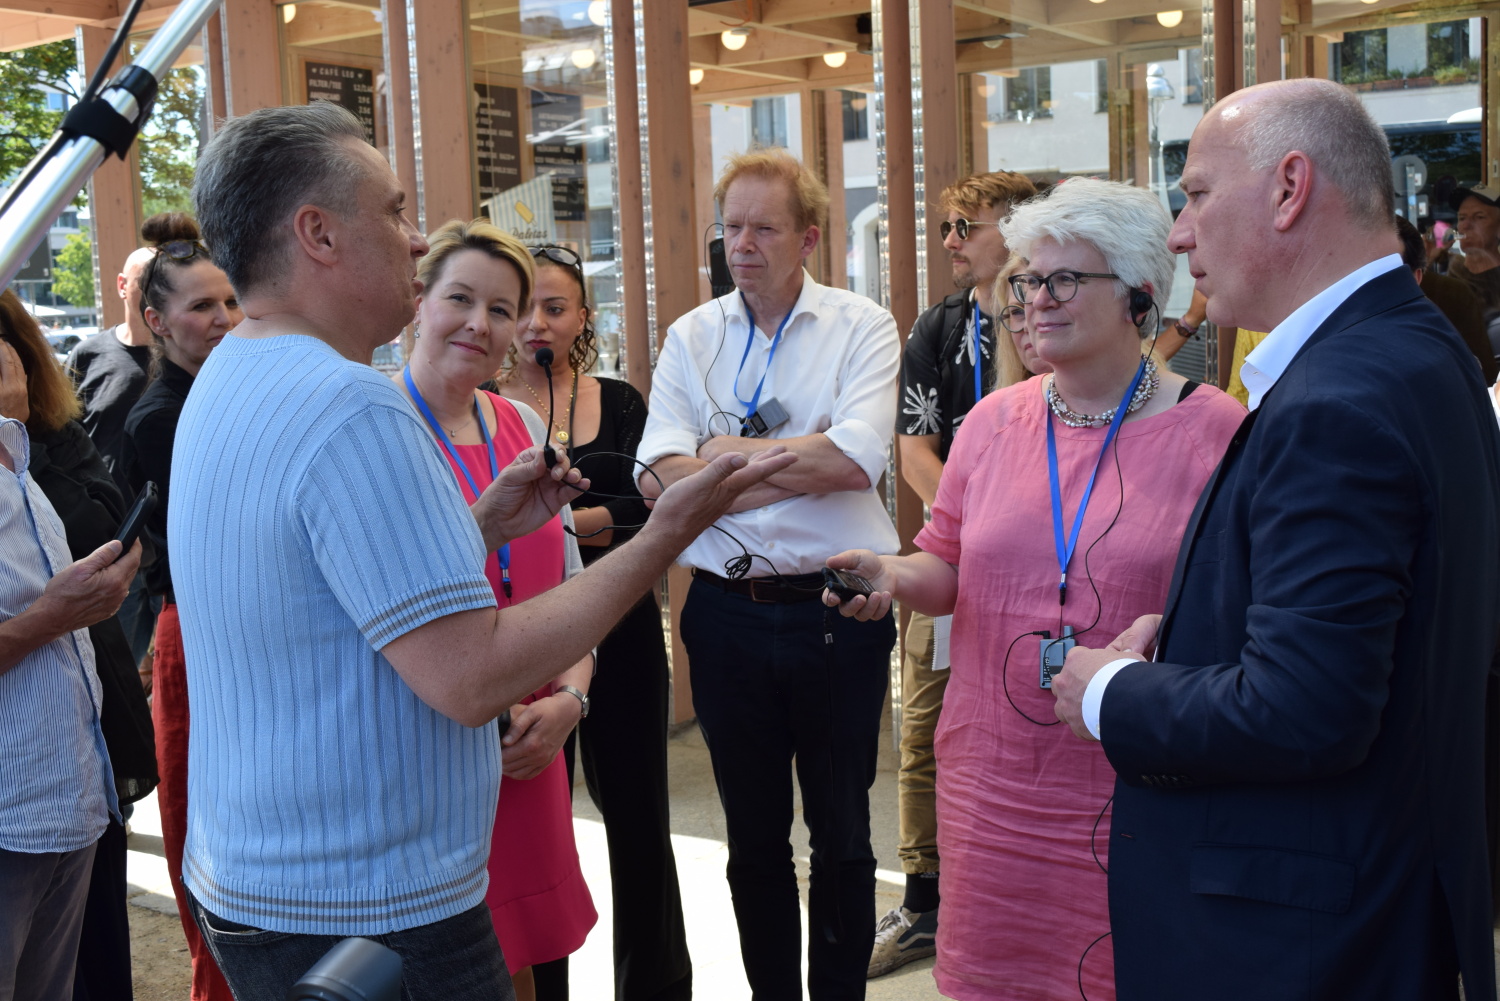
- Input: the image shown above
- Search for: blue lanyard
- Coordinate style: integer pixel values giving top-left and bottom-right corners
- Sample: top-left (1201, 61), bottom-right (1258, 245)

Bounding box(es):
top-left (1045, 359), bottom-right (1147, 606)
top-left (403, 366), bottom-right (512, 596)
top-left (971, 294), bottom-right (985, 404)
top-left (733, 293), bottom-right (795, 418)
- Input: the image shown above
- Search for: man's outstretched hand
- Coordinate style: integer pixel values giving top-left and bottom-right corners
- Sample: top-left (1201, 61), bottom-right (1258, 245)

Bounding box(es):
top-left (472, 446), bottom-right (589, 552)
top-left (643, 447), bottom-right (797, 544)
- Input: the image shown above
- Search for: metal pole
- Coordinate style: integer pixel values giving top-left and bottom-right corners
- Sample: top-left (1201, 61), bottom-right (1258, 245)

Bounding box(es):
top-left (0, 0), bottom-right (222, 288)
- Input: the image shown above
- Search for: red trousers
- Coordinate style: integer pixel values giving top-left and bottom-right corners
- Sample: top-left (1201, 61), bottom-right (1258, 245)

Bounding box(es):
top-left (154, 603), bottom-right (233, 1001)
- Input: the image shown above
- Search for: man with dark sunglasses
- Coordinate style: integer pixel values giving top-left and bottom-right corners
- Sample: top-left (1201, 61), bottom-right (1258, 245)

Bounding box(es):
top-left (882, 169), bottom-right (1035, 979)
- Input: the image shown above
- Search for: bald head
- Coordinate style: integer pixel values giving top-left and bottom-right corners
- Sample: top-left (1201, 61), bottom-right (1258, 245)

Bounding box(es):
top-left (1210, 78), bottom-right (1393, 231)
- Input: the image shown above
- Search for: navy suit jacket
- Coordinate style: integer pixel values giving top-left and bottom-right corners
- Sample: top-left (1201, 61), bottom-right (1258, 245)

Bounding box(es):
top-left (1101, 268), bottom-right (1500, 1001)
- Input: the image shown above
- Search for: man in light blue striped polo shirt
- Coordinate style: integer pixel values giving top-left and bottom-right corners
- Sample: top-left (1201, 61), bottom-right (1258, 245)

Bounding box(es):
top-left (0, 412), bottom-right (141, 1001)
top-left (175, 101), bottom-right (793, 1000)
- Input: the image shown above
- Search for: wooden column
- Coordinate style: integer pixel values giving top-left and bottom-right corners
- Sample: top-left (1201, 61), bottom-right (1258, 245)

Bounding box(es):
top-left (1129, 63), bottom-right (1150, 187)
top-left (1252, 0), bottom-right (1281, 83)
top-left (967, 74), bottom-right (990, 175)
top-left (202, 11), bottom-right (226, 137)
top-left (639, 1), bottom-right (702, 725)
top-left (1214, 0), bottom-right (1238, 103)
top-left (822, 89), bottom-right (848, 290)
top-left (381, 0), bottom-right (418, 222)
top-left (222, 0), bottom-right (282, 117)
top-left (800, 87), bottom-right (830, 284)
top-left (880, 0), bottom-right (923, 557)
top-left (641, 0), bottom-right (698, 349)
top-left (611, 0), bottom-right (650, 397)
top-left (918, 0), bottom-right (959, 311)
top-left (77, 25), bottom-right (142, 330)
top-left (693, 102), bottom-right (716, 305)
top-left (1487, 18), bottom-right (1500, 188)
top-left (409, 0), bottom-right (474, 232)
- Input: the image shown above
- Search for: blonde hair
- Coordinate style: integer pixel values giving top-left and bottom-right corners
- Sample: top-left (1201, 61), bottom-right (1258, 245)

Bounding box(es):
top-left (992, 256), bottom-right (1033, 391)
top-left (406, 218), bottom-right (534, 360)
top-left (714, 147), bottom-right (829, 231)
top-left (939, 171), bottom-right (1037, 219)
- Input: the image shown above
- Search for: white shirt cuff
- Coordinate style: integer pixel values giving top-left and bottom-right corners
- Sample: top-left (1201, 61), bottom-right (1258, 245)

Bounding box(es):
top-left (1082, 658), bottom-right (1141, 740)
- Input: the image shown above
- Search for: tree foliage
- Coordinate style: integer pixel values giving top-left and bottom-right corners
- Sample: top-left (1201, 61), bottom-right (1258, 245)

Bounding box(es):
top-left (139, 66), bottom-right (204, 217)
top-left (0, 41), bottom-right (79, 185)
top-left (51, 231), bottom-right (95, 308)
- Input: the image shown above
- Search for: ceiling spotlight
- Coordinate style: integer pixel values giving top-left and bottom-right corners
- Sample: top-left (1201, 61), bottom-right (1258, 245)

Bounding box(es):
top-left (850, 96), bottom-right (867, 111)
top-left (722, 28), bottom-right (750, 51)
top-left (571, 47), bottom-right (597, 69)
top-left (997, 67), bottom-right (1021, 78)
top-left (588, 0), bottom-right (607, 26)
top-left (978, 82), bottom-right (996, 97)
top-left (1156, 9), bottom-right (1183, 26)
top-left (282, 3), bottom-right (297, 23)
top-left (823, 50), bottom-right (848, 68)
top-left (690, 67), bottom-right (705, 85)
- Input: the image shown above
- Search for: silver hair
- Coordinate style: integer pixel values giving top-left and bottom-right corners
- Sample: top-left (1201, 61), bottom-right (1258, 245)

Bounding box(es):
top-left (999, 177), bottom-right (1174, 326)
top-left (192, 101), bottom-right (369, 296)
top-left (1230, 78), bottom-right (1393, 230)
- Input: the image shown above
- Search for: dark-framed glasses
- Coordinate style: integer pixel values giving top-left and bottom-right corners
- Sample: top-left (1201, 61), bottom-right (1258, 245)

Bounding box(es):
top-left (529, 245), bottom-right (583, 271)
top-left (939, 218), bottom-right (996, 241)
top-left (1008, 270), bottom-right (1121, 305)
top-left (139, 240), bottom-right (210, 322)
top-left (998, 304), bottom-right (1027, 334)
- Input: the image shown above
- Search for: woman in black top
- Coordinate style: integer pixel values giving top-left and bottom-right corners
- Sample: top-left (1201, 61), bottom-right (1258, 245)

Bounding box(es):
top-left (495, 245), bottom-right (691, 1001)
top-left (121, 213), bottom-right (241, 1001)
top-left (0, 288), bottom-right (157, 1001)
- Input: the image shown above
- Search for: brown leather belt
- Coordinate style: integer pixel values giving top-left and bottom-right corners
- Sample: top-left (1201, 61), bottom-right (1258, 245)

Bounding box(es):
top-left (692, 568), bottom-right (827, 604)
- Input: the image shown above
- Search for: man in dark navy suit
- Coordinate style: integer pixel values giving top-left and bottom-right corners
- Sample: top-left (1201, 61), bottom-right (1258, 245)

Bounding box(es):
top-left (1052, 78), bottom-right (1500, 1001)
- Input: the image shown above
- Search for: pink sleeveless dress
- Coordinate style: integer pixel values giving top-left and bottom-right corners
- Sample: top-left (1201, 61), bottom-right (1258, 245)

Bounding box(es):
top-left (442, 391), bottom-right (596, 970)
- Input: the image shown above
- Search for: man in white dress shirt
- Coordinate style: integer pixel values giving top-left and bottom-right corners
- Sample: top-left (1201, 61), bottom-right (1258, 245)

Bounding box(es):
top-left (638, 148), bottom-right (900, 999)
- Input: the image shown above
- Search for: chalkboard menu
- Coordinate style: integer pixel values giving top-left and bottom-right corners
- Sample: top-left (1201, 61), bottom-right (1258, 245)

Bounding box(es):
top-left (531, 90), bottom-right (587, 222)
top-left (475, 83), bottom-right (522, 203)
top-left (305, 62), bottom-right (376, 145)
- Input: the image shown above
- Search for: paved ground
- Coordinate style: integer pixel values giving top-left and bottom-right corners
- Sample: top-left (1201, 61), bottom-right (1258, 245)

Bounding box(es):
top-left (125, 700), bottom-right (941, 999)
top-left (126, 705), bottom-right (1500, 999)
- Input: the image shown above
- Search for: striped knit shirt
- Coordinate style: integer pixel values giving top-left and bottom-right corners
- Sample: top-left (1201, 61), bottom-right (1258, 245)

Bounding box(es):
top-left (0, 418), bottom-right (114, 853)
top-left (171, 334), bottom-right (499, 935)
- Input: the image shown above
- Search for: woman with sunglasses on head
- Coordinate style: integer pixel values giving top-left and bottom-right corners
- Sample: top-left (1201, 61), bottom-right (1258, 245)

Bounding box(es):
top-left (397, 221), bottom-right (596, 1001)
top-left (0, 290), bottom-right (157, 1001)
top-left (826, 179), bottom-right (1245, 1001)
top-left (120, 212), bottom-right (241, 1001)
top-left (493, 244), bottom-right (691, 1001)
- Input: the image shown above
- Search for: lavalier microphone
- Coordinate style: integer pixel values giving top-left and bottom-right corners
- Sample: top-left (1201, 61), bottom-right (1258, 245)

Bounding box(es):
top-left (535, 347), bottom-right (558, 468)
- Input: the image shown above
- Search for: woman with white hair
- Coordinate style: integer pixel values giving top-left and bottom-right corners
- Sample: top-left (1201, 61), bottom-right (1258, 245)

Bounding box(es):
top-left (827, 178), bottom-right (1245, 999)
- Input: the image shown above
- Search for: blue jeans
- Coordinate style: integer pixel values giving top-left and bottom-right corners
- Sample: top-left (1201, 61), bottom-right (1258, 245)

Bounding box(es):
top-left (186, 889), bottom-right (516, 1001)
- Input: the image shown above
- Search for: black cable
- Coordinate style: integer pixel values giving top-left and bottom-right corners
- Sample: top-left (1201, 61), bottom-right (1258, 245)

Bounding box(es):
top-left (1000, 628), bottom-right (1061, 727)
top-left (1090, 795), bottom-right (1112, 875)
top-left (1077, 931), bottom-right (1112, 1001)
top-left (0, 0), bottom-right (147, 218)
top-left (702, 222), bottom-right (739, 438)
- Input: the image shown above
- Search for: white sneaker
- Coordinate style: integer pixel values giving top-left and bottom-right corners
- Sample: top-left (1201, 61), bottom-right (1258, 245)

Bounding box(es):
top-left (867, 905), bottom-right (938, 978)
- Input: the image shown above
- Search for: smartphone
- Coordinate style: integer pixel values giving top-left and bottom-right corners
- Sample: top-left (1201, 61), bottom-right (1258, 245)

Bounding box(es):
top-left (822, 566), bottom-right (875, 604)
top-left (113, 481), bottom-right (158, 555)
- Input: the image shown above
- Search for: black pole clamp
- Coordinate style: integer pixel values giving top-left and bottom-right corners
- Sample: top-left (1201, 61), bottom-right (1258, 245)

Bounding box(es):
top-left (58, 65), bottom-right (159, 160)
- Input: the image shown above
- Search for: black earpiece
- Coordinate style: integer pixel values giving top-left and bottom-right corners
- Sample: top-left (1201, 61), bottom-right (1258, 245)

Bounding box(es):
top-left (1129, 287), bottom-right (1154, 327)
top-left (536, 347), bottom-right (558, 468)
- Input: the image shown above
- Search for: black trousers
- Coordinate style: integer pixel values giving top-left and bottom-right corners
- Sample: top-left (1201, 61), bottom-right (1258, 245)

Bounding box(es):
top-left (537, 592), bottom-right (692, 1001)
top-left (73, 819), bottom-right (131, 1001)
top-left (682, 578), bottom-right (894, 1001)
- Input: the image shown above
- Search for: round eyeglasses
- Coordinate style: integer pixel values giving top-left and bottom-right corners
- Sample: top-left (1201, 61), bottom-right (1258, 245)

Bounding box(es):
top-left (939, 218), bottom-right (997, 241)
top-left (998, 304), bottom-right (1027, 334)
top-left (1008, 270), bottom-right (1121, 305)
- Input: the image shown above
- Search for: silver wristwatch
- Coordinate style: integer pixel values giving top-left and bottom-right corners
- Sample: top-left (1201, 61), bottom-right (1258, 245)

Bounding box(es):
top-left (556, 684), bottom-right (590, 719)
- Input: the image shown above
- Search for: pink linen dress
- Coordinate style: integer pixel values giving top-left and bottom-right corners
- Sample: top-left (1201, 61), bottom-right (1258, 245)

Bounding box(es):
top-left (444, 392), bottom-right (597, 971)
top-left (914, 376), bottom-right (1244, 1001)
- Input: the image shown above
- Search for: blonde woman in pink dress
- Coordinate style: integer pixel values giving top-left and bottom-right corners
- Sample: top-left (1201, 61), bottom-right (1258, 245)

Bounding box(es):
top-left (827, 178), bottom-right (1245, 1000)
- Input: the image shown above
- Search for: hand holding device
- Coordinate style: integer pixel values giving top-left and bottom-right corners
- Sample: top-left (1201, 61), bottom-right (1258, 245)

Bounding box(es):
top-left (821, 549), bottom-right (894, 621)
top-left (822, 567), bottom-right (874, 603)
top-left (114, 481), bottom-right (158, 554)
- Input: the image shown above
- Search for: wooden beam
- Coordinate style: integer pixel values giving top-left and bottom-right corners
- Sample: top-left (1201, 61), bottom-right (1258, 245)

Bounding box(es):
top-left (222, 0), bottom-right (283, 116)
top-left (284, 3), bottom-right (382, 46)
top-left (381, 0), bottom-right (417, 233)
top-left (77, 23), bottom-right (140, 330)
top-left (201, 10), bottom-right (226, 136)
top-left (409, 0), bottom-right (475, 231)
top-left (0, 11), bottom-right (75, 48)
top-left (0, 0), bottom-right (113, 18)
top-left (611, 0), bottom-right (649, 397)
top-left (822, 88), bottom-right (847, 288)
top-left (920, 0), bottom-right (960, 309)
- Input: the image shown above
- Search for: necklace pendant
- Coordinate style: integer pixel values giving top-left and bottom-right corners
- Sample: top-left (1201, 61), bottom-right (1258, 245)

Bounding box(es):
top-left (555, 430), bottom-right (570, 444)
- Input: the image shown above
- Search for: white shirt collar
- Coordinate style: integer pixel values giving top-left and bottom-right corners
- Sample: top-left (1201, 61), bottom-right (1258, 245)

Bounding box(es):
top-left (1240, 254), bottom-right (1404, 411)
top-left (727, 269), bottom-right (822, 336)
top-left (0, 417), bottom-right (28, 475)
